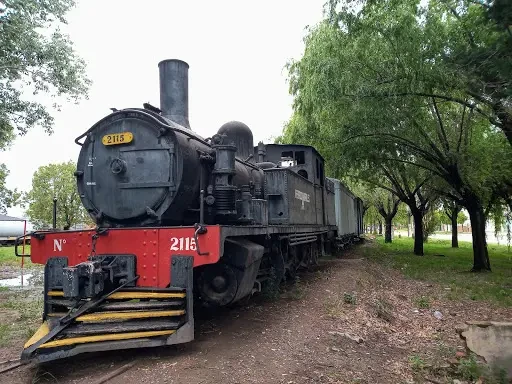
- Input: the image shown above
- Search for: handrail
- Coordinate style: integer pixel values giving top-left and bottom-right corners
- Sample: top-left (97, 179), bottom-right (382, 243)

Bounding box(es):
top-left (14, 232), bottom-right (44, 257)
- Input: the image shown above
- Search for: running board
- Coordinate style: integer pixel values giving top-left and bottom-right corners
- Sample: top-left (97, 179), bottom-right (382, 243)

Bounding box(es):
top-left (21, 255), bottom-right (194, 363)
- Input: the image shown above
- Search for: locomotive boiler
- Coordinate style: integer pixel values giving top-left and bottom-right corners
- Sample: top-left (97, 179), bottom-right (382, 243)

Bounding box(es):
top-left (75, 59), bottom-right (264, 228)
top-left (16, 59), bottom-right (364, 364)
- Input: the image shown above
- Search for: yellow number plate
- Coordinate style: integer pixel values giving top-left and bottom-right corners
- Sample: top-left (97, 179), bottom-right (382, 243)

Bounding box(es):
top-left (102, 132), bottom-right (133, 146)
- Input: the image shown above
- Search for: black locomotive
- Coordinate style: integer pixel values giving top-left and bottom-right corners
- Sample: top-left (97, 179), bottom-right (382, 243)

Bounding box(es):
top-left (18, 59), bottom-right (364, 363)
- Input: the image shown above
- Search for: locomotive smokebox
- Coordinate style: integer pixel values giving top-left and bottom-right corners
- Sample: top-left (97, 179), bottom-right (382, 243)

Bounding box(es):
top-left (159, 59), bottom-right (190, 129)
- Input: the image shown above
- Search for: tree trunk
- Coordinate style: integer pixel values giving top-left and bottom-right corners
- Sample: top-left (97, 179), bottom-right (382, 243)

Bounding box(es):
top-left (496, 104), bottom-right (512, 147)
top-left (384, 218), bottom-right (392, 243)
top-left (378, 221), bottom-right (383, 235)
top-left (412, 210), bottom-right (424, 256)
top-left (466, 200), bottom-right (491, 272)
top-left (451, 213), bottom-right (458, 248)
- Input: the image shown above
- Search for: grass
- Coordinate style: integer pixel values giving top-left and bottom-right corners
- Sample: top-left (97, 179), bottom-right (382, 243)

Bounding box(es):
top-left (408, 354), bottom-right (427, 371)
top-left (0, 246), bottom-right (43, 348)
top-left (363, 237), bottom-right (512, 307)
top-left (0, 289), bottom-right (43, 347)
top-left (0, 245), bottom-right (33, 266)
top-left (407, 348), bottom-right (509, 384)
top-left (324, 295), bottom-right (346, 319)
top-left (413, 295), bottom-right (432, 309)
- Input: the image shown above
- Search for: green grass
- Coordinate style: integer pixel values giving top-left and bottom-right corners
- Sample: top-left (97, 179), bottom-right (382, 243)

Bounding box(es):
top-left (0, 289), bottom-right (43, 347)
top-left (0, 245), bottom-right (32, 266)
top-left (363, 237), bottom-right (512, 307)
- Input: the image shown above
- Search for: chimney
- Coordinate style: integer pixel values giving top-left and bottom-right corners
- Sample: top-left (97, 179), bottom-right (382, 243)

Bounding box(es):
top-left (158, 59), bottom-right (190, 129)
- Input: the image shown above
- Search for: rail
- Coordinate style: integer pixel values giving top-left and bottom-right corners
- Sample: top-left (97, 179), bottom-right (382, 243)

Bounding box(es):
top-left (0, 358), bottom-right (24, 374)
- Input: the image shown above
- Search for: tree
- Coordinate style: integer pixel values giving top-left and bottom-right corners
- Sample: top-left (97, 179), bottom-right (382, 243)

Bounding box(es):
top-left (0, 0), bottom-right (91, 149)
top-left (377, 166), bottom-right (436, 254)
top-left (374, 190), bottom-right (400, 243)
top-left (321, 0), bottom-right (512, 146)
top-left (489, 202), bottom-right (512, 247)
top-left (422, 204), bottom-right (442, 242)
top-left (439, 0), bottom-right (512, 146)
top-left (282, 0), bottom-right (512, 271)
top-left (0, 163), bottom-right (20, 214)
top-left (393, 203), bottom-right (411, 231)
top-left (354, 183), bottom-right (400, 241)
top-left (442, 199), bottom-right (463, 248)
top-left (24, 161), bottom-right (90, 229)
top-left (364, 205), bottom-right (381, 234)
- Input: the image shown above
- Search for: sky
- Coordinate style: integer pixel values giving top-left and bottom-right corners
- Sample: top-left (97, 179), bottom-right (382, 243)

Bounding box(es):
top-left (0, 0), bottom-right (328, 219)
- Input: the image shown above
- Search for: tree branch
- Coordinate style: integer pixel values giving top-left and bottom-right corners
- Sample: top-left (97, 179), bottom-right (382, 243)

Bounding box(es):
top-left (410, 118), bottom-right (449, 166)
top-left (411, 177), bottom-right (430, 197)
top-left (433, 187), bottom-right (462, 203)
top-left (431, 97), bottom-right (450, 152)
top-left (342, 132), bottom-right (447, 170)
top-left (362, 178), bottom-right (399, 197)
top-left (378, 156), bottom-right (445, 178)
top-left (381, 165), bottom-right (407, 200)
top-left (341, 91), bottom-right (501, 127)
top-left (396, 165), bottom-right (413, 196)
top-left (457, 103), bottom-right (467, 153)
top-left (391, 197), bottom-right (401, 217)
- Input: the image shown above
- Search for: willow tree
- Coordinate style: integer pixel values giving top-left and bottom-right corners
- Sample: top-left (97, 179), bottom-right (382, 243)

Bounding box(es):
top-left (282, 0), bottom-right (512, 271)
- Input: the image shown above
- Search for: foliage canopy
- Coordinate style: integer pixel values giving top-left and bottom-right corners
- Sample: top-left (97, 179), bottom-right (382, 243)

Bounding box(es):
top-left (281, 0), bottom-right (512, 271)
top-left (23, 161), bottom-right (90, 229)
top-left (0, 0), bottom-right (90, 149)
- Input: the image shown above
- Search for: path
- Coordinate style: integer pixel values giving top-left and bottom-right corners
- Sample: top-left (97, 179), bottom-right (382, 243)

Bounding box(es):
top-left (3, 241), bottom-right (511, 384)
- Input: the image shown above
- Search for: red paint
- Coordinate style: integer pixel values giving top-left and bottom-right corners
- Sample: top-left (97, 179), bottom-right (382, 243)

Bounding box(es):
top-left (30, 226), bottom-right (221, 288)
top-left (21, 219), bottom-right (26, 286)
top-left (21, 220), bottom-right (26, 268)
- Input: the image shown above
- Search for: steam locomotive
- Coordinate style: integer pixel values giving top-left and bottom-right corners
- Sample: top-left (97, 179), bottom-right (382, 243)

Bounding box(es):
top-left (16, 59), bottom-right (364, 363)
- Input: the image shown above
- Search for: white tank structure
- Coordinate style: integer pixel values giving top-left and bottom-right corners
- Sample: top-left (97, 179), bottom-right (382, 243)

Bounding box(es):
top-left (0, 216), bottom-right (33, 246)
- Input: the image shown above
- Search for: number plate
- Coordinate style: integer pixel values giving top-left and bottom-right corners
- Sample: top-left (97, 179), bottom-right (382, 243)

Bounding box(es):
top-left (170, 237), bottom-right (197, 251)
top-left (102, 132), bottom-right (133, 146)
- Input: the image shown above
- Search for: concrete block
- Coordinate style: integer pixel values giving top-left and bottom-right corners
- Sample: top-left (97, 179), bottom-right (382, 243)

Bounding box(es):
top-left (457, 321), bottom-right (512, 378)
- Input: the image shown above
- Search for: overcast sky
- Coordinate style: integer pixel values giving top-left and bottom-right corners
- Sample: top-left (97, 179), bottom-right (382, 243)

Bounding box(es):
top-left (1, 0), bottom-right (327, 219)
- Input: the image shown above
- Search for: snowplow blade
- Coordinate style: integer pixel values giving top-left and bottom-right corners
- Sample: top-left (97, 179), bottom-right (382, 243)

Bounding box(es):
top-left (21, 256), bottom-right (194, 363)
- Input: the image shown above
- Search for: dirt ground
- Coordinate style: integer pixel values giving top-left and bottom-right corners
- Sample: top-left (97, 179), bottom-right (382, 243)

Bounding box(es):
top-left (2, 240), bottom-right (511, 384)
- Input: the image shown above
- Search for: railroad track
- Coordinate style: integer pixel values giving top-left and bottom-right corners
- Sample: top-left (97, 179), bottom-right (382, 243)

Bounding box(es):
top-left (0, 358), bottom-right (26, 374)
top-left (0, 357), bottom-right (136, 384)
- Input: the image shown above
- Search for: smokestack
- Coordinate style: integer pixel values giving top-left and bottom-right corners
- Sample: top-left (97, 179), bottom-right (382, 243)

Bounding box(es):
top-left (158, 59), bottom-right (190, 129)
